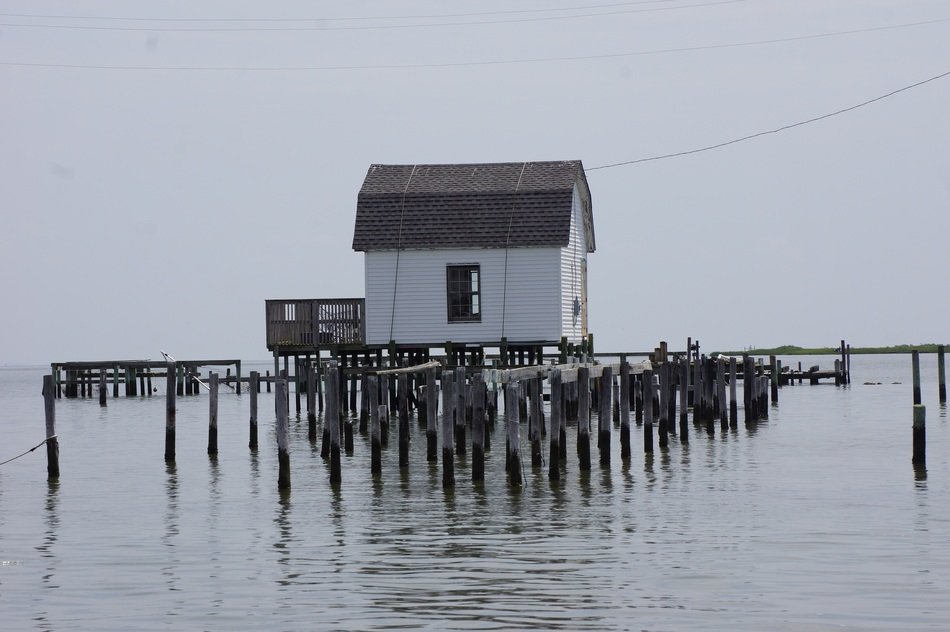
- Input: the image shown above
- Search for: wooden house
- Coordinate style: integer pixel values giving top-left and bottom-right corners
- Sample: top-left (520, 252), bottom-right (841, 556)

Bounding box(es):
top-left (265, 160), bottom-right (594, 358)
top-left (353, 160), bottom-right (594, 347)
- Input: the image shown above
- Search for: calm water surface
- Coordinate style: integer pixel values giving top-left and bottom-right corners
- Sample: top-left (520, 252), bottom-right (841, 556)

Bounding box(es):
top-left (1, 354), bottom-right (948, 630)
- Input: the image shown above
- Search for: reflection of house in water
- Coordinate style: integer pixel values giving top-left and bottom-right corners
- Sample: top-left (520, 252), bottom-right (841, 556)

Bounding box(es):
top-left (265, 160), bottom-right (595, 367)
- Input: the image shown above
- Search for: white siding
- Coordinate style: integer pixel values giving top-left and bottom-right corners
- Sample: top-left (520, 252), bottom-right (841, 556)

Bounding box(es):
top-left (560, 186), bottom-right (589, 343)
top-left (365, 247), bottom-right (562, 345)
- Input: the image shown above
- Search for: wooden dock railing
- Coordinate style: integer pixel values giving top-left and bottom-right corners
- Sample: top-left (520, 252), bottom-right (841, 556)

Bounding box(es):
top-left (265, 298), bottom-right (365, 349)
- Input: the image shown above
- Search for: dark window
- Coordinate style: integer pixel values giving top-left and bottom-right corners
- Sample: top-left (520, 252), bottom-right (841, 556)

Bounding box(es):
top-left (446, 265), bottom-right (481, 323)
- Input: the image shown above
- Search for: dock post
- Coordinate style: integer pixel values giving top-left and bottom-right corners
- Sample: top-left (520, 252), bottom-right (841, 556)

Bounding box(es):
top-left (43, 375), bottom-right (59, 479)
top-left (658, 363), bottom-right (669, 448)
top-left (99, 368), bottom-right (107, 407)
top-left (643, 369), bottom-right (654, 454)
top-left (549, 369), bottom-right (562, 481)
top-left (679, 361), bottom-right (689, 441)
top-left (620, 359), bottom-right (631, 461)
top-left (529, 378), bottom-right (543, 467)
top-left (718, 357), bottom-right (728, 430)
top-left (276, 379), bottom-right (291, 490)
top-left (577, 366), bottom-right (591, 470)
top-left (729, 357), bottom-right (738, 427)
top-left (939, 345), bottom-right (947, 404)
top-left (506, 382), bottom-right (522, 487)
top-left (913, 404), bottom-right (926, 466)
top-left (359, 374), bottom-right (369, 435)
top-left (743, 355), bottom-right (752, 423)
top-left (326, 364), bottom-right (341, 485)
top-left (912, 350), bottom-right (922, 406)
top-left (472, 374), bottom-right (485, 483)
top-left (164, 361), bottom-right (176, 463)
top-left (368, 376), bottom-right (381, 475)
top-left (112, 363), bottom-right (119, 398)
top-left (454, 367), bottom-right (466, 456)
top-left (426, 367), bottom-right (438, 463)
top-left (307, 363), bottom-right (317, 442)
top-left (266, 370), bottom-right (271, 393)
top-left (378, 375), bottom-right (390, 446)
top-left (249, 371), bottom-right (259, 449)
top-left (398, 372), bottom-right (410, 468)
top-left (599, 366), bottom-right (612, 464)
top-left (208, 372), bottom-right (219, 456)
top-left (440, 372), bottom-right (455, 487)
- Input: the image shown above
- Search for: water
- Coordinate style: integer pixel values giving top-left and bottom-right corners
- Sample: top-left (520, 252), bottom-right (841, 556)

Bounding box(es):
top-left (1, 355), bottom-right (948, 630)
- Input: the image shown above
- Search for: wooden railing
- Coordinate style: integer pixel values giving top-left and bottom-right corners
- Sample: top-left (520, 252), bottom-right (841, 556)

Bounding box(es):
top-left (265, 298), bottom-right (365, 349)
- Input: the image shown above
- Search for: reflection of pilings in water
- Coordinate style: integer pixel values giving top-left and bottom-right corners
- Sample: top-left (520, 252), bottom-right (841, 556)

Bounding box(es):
top-left (273, 490), bottom-right (293, 584)
top-left (161, 463), bottom-right (180, 593)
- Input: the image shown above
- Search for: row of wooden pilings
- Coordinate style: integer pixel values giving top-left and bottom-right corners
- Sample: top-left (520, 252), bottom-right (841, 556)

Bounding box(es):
top-left (257, 353), bottom-right (778, 490)
top-left (911, 345), bottom-right (948, 469)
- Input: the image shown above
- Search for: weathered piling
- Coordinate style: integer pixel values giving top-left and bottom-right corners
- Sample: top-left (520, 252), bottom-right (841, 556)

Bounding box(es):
top-left (729, 357), bottom-right (738, 427)
top-left (43, 375), bottom-right (59, 479)
top-left (620, 360), bottom-right (631, 460)
top-left (678, 361), bottom-right (688, 441)
top-left (472, 374), bottom-right (486, 483)
top-left (398, 373), bottom-right (410, 468)
top-left (530, 377), bottom-right (543, 467)
top-left (643, 369), bottom-right (654, 454)
top-left (717, 357), bottom-right (727, 431)
top-left (366, 377), bottom-right (380, 474)
top-left (743, 356), bottom-right (753, 423)
top-left (164, 361), bottom-right (176, 463)
top-left (911, 349), bottom-right (925, 465)
top-left (506, 382), bottom-right (523, 487)
top-left (577, 366), bottom-right (592, 470)
top-left (441, 372), bottom-right (455, 488)
top-left (325, 365), bottom-right (341, 484)
top-left (249, 371), bottom-right (259, 449)
top-left (599, 366), bottom-right (612, 465)
top-left (549, 368), bottom-right (562, 481)
top-left (307, 363), bottom-right (317, 441)
top-left (208, 372), bottom-right (219, 456)
top-left (275, 379), bottom-right (291, 490)
top-left (770, 355), bottom-right (779, 401)
top-left (658, 363), bottom-right (669, 448)
top-left (455, 367), bottom-right (466, 456)
top-left (98, 369), bottom-right (107, 407)
top-left (378, 375), bottom-right (390, 446)
top-left (939, 345), bottom-right (947, 404)
top-left (426, 367), bottom-right (438, 462)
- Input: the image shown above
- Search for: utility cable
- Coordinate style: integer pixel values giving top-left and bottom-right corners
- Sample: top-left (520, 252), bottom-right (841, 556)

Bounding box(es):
top-left (588, 68), bottom-right (950, 170)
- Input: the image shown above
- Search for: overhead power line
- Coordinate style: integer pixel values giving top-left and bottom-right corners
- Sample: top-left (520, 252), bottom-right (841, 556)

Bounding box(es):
top-left (0, 0), bottom-right (743, 32)
top-left (0, 0), bottom-right (683, 22)
top-left (1, 17), bottom-right (947, 71)
top-left (587, 69), bottom-right (950, 170)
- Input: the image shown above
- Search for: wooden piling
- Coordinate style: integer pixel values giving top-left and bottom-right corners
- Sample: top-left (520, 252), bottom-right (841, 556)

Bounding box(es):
top-left (770, 355), bottom-right (779, 401)
top-left (426, 367), bottom-right (438, 463)
top-left (275, 379), bottom-right (291, 490)
top-left (679, 361), bottom-right (689, 441)
top-left (368, 377), bottom-right (381, 475)
top-left (164, 361), bottom-right (176, 463)
top-left (43, 375), bottom-right (59, 479)
top-left (913, 404), bottom-right (926, 466)
top-left (939, 345), bottom-right (947, 404)
top-left (658, 363), bottom-right (669, 448)
top-left (208, 372), bottom-right (219, 456)
top-left (577, 366), bottom-right (592, 470)
top-left (620, 360), bottom-right (631, 460)
top-left (326, 365), bottom-right (341, 485)
top-left (729, 357), bottom-right (738, 428)
top-left (454, 367), bottom-right (466, 455)
top-left (717, 357), bottom-right (727, 431)
top-left (530, 377), bottom-right (543, 468)
top-left (99, 368), bottom-right (107, 407)
top-left (472, 374), bottom-right (485, 483)
top-left (910, 350), bottom-right (922, 407)
top-left (599, 366), bottom-right (612, 464)
top-left (643, 369), bottom-right (654, 454)
top-left (249, 371), bottom-right (259, 449)
top-left (506, 382), bottom-right (522, 487)
top-left (549, 368), bottom-right (562, 481)
top-left (307, 363), bottom-right (317, 442)
top-left (441, 372), bottom-right (455, 488)
top-left (398, 372), bottom-right (410, 468)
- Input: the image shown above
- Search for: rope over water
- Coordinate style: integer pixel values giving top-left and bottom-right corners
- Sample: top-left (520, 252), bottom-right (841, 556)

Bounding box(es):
top-left (0, 435), bottom-right (57, 467)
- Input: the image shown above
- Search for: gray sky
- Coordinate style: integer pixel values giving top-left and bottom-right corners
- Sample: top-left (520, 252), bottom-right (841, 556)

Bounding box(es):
top-left (2, 0), bottom-right (948, 365)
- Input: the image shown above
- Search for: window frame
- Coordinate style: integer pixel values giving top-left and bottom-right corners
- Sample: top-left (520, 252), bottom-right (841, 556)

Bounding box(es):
top-left (446, 264), bottom-right (481, 323)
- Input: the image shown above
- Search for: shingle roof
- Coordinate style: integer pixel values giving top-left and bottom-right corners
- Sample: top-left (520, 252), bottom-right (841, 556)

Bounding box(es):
top-left (352, 160), bottom-right (594, 252)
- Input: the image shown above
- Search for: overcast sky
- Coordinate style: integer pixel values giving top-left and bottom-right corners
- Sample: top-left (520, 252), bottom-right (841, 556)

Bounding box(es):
top-left (2, 0), bottom-right (948, 365)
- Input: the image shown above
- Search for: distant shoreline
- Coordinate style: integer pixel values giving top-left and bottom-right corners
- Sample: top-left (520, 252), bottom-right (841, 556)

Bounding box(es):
top-left (716, 344), bottom-right (947, 356)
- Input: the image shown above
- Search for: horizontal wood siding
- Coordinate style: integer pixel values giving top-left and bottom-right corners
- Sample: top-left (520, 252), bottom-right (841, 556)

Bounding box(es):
top-left (365, 247), bottom-right (562, 345)
top-left (560, 185), bottom-right (589, 343)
